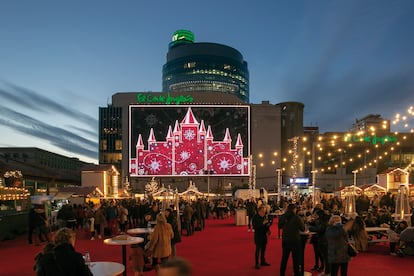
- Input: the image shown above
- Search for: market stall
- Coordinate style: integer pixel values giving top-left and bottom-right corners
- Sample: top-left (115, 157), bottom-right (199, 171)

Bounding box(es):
top-left (0, 185), bottom-right (31, 240)
top-left (360, 184), bottom-right (387, 198)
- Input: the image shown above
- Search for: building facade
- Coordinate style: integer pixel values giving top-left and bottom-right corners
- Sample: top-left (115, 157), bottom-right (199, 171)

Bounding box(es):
top-left (98, 92), bottom-right (294, 193)
top-left (0, 147), bottom-right (88, 195)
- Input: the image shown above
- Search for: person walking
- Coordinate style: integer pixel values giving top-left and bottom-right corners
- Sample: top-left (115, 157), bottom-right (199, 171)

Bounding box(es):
top-left (119, 204), bottom-right (129, 234)
top-left (278, 203), bottom-right (305, 276)
top-left (246, 197), bottom-right (257, 232)
top-left (325, 215), bottom-right (351, 276)
top-left (147, 213), bottom-right (174, 270)
top-left (252, 205), bottom-right (271, 269)
top-left (94, 205), bottom-right (107, 239)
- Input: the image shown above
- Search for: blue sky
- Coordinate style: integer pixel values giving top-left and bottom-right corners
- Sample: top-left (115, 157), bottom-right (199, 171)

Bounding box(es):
top-left (1, 0), bottom-right (413, 163)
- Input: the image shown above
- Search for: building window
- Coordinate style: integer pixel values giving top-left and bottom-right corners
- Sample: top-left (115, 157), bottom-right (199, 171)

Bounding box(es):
top-left (101, 140), bottom-right (107, 151)
top-left (184, 62), bottom-right (196, 68)
top-left (115, 140), bottom-right (122, 150)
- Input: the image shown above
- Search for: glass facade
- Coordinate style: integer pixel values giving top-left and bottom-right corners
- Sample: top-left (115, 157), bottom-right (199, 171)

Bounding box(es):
top-left (162, 42), bottom-right (249, 103)
top-left (99, 106), bottom-right (122, 169)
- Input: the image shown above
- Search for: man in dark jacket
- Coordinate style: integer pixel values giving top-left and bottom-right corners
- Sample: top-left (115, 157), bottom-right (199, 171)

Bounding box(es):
top-left (252, 206), bottom-right (271, 269)
top-left (278, 203), bottom-right (305, 276)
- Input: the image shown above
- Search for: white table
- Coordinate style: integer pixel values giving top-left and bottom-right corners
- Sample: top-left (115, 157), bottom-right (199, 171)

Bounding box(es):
top-left (365, 227), bottom-right (390, 243)
top-left (90, 261), bottom-right (125, 276)
top-left (104, 235), bottom-right (144, 276)
top-left (127, 227), bottom-right (154, 235)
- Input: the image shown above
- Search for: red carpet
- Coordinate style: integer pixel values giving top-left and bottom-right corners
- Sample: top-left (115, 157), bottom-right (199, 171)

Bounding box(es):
top-left (1, 217), bottom-right (412, 275)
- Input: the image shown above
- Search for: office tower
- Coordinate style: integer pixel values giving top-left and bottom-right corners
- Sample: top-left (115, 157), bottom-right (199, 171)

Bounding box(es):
top-left (162, 30), bottom-right (249, 103)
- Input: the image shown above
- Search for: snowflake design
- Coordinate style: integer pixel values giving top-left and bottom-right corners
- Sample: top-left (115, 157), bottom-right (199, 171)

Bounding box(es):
top-left (180, 151), bottom-right (190, 160)
top-left (184, 129), bottom-right (196, 140)
top-left (145, 114), bottom-right (158, 126)
top-left (218, 157), bottom-right (231, 171)
top-left (149, 158), bottom-right (162, 172)
top-left (189, 163), bottom-right (197, 171)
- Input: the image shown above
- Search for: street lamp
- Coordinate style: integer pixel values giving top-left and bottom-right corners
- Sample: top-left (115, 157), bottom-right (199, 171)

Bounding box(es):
top-left (311, 170), bottom-right (319, 207)
top-left (276, 168), bottom-right (282, 206)
top-left (352, 170), bottom-right (358, 186)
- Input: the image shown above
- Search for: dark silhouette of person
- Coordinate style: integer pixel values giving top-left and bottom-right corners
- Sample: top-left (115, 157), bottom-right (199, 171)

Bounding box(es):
top-left (278, 203), bottom-right (305, 276)
top-left (252, 205), bottom-right (271, 269)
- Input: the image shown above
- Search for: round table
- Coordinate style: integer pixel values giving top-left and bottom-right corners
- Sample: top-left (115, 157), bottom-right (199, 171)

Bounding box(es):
top-left (104, 235), bottom-right (144, 276)
top-left (127, 227), bottom-right (154, 235)
top-left (89, 261), bottom-right (125, 276)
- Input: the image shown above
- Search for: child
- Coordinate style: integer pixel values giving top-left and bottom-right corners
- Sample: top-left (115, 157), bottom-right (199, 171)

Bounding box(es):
top-left (129, 245), bottom-right (145, 276)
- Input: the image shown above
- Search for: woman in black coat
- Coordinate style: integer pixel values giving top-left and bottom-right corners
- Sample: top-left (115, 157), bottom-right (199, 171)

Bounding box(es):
top-left (165, 208), bottom-right (182, 257)
top-left (34, 227), bottom-right (92, 276)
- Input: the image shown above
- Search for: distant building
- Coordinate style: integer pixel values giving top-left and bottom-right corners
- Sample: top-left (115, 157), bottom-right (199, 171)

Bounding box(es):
top-left (0, 147), bottom-right (89, 195)
top-left (350, 114), bottom-right (390, 133)
top-left (162, 30), bottom-right (249, 103)
top-left (277, 102), bottom-right (305, 185)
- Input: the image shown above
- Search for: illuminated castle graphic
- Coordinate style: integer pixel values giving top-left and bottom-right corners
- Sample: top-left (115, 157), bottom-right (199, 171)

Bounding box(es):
top-left (130, 107), bottom-right (250, 176)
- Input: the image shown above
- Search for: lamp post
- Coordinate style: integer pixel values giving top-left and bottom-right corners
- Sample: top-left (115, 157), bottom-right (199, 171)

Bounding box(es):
top-left (311, 170), bottom-right (318, 207)
top-left (352, 170), bottom-right (358, 186)
top-left (276, 168), bottom-right (282, 206)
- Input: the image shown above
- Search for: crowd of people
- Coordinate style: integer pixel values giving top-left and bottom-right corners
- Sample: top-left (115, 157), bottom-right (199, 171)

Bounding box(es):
top-left (243, 192), bottom-right (414, 276)
top-left (32, 196), bottom-right (239, 275)
top-left (30, 191), bottom-right (414, 276)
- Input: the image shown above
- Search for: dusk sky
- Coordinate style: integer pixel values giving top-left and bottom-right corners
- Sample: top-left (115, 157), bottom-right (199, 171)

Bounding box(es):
top-left (1, 0), bottom-right (413, 164)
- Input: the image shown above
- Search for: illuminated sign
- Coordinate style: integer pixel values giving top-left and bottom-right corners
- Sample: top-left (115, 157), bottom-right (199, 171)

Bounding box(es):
top-left (171, 29), bottom-right (194, 43)
top-left (344, 134), bottom-right (398, 145)
top-left (129, 105), bottom-right (250, 177)
top-left (289, 178), bottom-right (309, 186)
top-left (136, 92), bottom-right (193, 105)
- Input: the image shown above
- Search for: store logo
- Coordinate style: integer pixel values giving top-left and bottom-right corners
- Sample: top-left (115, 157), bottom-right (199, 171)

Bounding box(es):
top-left (136, 92), bottom-right (193, 105)
top-left (344, 134), bottom-right (398, 145)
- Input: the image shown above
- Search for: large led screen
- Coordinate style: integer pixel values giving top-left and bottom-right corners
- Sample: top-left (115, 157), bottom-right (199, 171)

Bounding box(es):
top-left (129, 105), bottom-right (250, 177)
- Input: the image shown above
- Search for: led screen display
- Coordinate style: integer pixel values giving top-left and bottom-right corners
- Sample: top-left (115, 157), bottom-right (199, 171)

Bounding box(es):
top-left (129, 105), bottom-right (250, 177)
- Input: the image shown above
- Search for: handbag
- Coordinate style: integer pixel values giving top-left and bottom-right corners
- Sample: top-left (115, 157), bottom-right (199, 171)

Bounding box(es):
top-left (347, 243), bottom-right (358, 257)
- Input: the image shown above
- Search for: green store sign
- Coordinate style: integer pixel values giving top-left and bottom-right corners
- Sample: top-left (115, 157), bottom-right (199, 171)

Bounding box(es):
top-left (344, 134), bottom-right (398, 145)
top-left (136, 92), bottom-right (193, 105)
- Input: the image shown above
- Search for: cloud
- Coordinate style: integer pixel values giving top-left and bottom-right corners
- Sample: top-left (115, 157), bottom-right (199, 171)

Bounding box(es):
top-left (0, 106), bottom-right (98, 158)
top-left (1, 81), bottom-right (97, 129)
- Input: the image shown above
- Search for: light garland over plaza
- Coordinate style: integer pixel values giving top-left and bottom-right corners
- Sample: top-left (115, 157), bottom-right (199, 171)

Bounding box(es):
top-left (303, 105), bottom-right (414, 175)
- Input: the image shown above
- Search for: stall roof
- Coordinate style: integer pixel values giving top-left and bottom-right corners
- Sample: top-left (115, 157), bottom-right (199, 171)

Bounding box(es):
top-left (335, 185), bottom-right (362, 192)
top-left (53, 192), bottom-right (76, 200)
top-left (359, 184), bottom-right (386, 191)
top-left (59, 186), bottom-right (98, 196)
